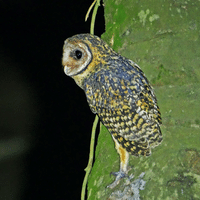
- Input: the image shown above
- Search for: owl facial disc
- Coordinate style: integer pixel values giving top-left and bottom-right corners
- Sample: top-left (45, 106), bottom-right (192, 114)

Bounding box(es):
top-left (62, 41), bottom-right (92, 76)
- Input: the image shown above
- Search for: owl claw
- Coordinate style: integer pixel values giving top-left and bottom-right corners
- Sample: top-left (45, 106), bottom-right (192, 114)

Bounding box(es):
top-left (107, 171), bottom-right (128, 189)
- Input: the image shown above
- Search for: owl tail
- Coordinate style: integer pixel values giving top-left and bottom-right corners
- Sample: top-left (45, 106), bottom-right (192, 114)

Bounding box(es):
top-left (147, 122), bottom-right (163, 148)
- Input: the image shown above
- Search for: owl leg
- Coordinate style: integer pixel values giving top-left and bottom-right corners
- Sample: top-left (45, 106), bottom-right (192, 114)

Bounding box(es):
top-left (107, 135), bottom-right (130, 189)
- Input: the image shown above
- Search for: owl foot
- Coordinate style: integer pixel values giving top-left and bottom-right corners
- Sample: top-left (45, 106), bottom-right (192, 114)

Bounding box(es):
top-left (107, 170), bottom-right (128, 189)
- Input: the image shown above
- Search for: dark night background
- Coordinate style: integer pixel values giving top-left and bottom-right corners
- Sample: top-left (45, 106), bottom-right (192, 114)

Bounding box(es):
top-left (0, 0), bottom-right (104, 199)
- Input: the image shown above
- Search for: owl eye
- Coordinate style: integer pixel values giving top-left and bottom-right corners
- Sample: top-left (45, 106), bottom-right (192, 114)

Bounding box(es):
top-left (75, 50), bottom-right (82, 59)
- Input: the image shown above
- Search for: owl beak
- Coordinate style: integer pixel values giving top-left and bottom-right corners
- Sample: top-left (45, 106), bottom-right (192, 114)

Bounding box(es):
top-left (64, 65), bottom-right (71, 76)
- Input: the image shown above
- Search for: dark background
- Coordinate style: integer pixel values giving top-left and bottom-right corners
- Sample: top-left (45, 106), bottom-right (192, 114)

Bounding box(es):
top-left (0, 0), bottom-right (104, 199)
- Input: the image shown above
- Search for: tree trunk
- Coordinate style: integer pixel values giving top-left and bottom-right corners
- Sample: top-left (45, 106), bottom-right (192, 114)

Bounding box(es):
top-left (87, 0), bottom-right (200, 199)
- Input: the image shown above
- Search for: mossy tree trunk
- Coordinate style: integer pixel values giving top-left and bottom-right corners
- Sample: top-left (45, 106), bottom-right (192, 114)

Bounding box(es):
top-left (87, 0), bottom-right (200, 199)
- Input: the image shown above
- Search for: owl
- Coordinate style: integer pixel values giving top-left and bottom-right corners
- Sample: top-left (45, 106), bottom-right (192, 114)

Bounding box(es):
top-left (62, 34), bottom-right (162, 188)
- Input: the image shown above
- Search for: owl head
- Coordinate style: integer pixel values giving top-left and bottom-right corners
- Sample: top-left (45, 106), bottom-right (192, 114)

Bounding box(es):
top-left (62, 34), bottom-right (114, 87)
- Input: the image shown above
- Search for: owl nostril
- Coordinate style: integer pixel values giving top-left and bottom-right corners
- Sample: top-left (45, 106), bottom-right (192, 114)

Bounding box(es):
top-left (75, 50), bottom-right (82, 59)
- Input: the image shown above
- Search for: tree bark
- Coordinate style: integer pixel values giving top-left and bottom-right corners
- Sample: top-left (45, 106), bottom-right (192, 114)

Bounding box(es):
top-left (87, 0), bottom-right (200, 199)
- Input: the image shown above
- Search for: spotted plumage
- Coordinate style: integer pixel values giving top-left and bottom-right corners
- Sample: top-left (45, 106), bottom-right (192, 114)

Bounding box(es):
top-left (62, 34), bottom-right (162, 188)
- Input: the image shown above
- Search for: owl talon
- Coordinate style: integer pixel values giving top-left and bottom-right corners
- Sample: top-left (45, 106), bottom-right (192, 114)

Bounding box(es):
top-left (110, 171), bottom-right (127, 178)
top-left (107, 170), bottom-right (128, 189)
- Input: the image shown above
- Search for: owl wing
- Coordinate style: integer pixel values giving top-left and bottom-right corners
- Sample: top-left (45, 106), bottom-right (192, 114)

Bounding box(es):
top-left (84, 62), bottom-right (161, 142)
